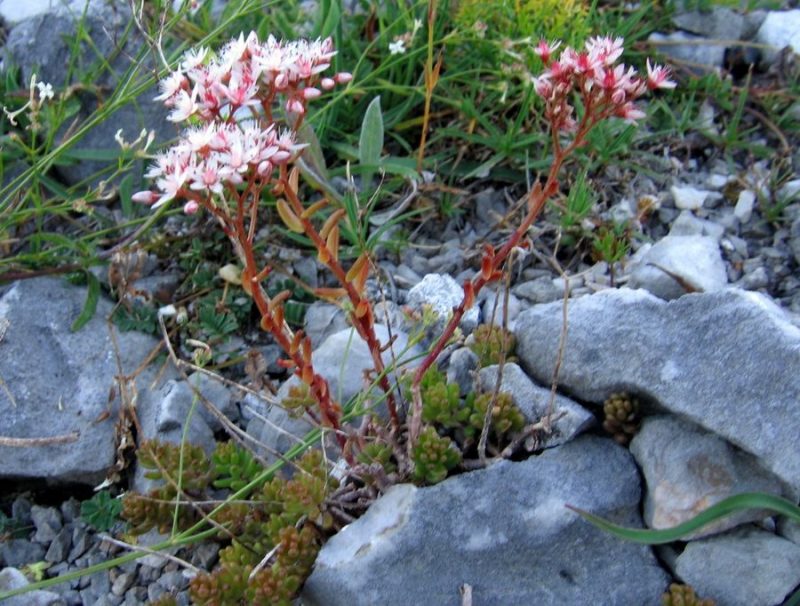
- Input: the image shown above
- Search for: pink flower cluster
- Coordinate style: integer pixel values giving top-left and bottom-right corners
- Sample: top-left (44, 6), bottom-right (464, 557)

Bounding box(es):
top-left (134, 33), bottom-right (352, 211)
top-left (532, 36), bottom-right (675, 132)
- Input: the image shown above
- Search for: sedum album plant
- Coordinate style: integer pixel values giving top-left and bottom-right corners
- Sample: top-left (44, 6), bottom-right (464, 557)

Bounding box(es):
top-left (132, 32), bottom-right (401, 454)
top-left (408, 36), bottom-right (675, 442)
top-left (134, 32), bottom-right (675, 458)
top-left (125, 30), bottom-right (675, 603)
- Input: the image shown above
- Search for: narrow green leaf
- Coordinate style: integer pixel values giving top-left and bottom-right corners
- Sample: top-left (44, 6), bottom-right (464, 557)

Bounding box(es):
top-left (358, 96), bottom-right (384, 187)
top-left (70, 271), bottom-right (100, 332)
top-left (318, 0), bottom-right (341, 39)
top-left (567, 491), bottom-right (800, 545)
top-left (380, 156), bottom-right (420, 180)
top-left (119, 173), bottom-right (133, 218)
top-left (58, 148), bottom-right (122, 162)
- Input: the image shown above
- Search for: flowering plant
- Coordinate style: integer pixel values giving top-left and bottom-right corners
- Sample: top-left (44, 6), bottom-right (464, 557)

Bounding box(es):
top-left (135, 31), bottom-right (673, 466)
top-left (122, 29), bottom-right (676, 606)
top-left (408, 36), bottom-right (674, 441)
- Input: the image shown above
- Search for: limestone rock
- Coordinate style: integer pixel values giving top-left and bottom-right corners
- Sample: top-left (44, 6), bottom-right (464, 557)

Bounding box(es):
top-left (0, 278), bottom-right (163, 485)
top-left (675, 526), bottom-right (800, 606)
top-left (630, 415), bottom-right (787, 538)
top-left (303, 436), bottom-right (668, 605)
top-left (628, 235), bottom-right (727, 300)
top-left (477, 364), bottom-right (594, 449)
top-left (514, 288), bottom-right (800, 496)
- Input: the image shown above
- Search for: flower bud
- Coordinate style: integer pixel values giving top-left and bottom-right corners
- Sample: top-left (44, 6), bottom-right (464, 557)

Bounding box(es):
top-left (272, 150), bottom-right (291, 164)
top-left (183, 200), bottom-right (200, 215)
top-left (320, 77), bottom-right (335, 90)
top-left (334, 72), bottom-right (353, 84)
top-left (303, 87), bottom-right (321, 100)
top-left (286, 99), bottom-right (305, 115)
top-left (131, 190), bottom-right (159, 205)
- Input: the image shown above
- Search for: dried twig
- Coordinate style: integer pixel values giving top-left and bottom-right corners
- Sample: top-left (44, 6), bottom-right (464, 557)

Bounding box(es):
top-left (0, 432), bottom-right (79, 447)
top-left (99, 534), bottom-right (200, 575)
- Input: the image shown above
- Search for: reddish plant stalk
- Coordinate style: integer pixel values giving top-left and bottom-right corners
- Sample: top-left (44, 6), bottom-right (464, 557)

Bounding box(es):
top-left (281, 178), bottom-right (400, 427)
top-left (408, 110), bottom-right (603, 446)
top-left (186, 180), bottom-right (349, 456)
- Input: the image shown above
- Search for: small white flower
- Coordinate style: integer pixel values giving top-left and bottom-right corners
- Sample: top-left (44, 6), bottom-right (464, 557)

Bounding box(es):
top-left (114, 129), bottom-right (127, 149)
top-left (36, 81), bottom-right (54, 102)
top-left (181, 46), bottom-right (208, 71)
top-left (154, 71), bottom-right (187, 102)
top-left (389, 39), bottom-right (406, 56)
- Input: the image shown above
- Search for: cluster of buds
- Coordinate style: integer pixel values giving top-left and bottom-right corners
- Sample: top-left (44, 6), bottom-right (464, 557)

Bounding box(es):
top-left (532, 36), bottom-right (675, 132)
top-left (133, 32), bottom-right (351, 212)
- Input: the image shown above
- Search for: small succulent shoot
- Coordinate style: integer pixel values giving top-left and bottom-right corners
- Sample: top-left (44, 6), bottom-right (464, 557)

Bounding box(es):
top-left (212, 441), bottom-right (265, 493)
top-left (466, 391), bottom-right (525, 442)
top-left (468, 323), bottom-right (517, 367)
top-left (602, 392), bottom-right (641, 446)
top-left (418, 367), bottom-right (471, 429)
top-left (357, 441), bottom-right (398, 476)
top-left (122, 439), bottom-right (214, 535)
top-left (281, 383), bottom-right (317, 419)
top-left (661, 583), bottom-right (716, 606)
top-left (411, 426), bottom-right (462, 485)
top-left (189, 450), bottom-right (333, 606)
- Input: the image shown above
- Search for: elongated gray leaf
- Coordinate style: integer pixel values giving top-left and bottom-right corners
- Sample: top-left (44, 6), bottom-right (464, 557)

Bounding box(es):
top-left (358, 96), bottom-right (384, 188)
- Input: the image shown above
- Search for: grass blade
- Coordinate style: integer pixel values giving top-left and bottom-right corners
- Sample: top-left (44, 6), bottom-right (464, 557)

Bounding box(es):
top-left (70, 271), bottom-right (100, 332)
top-left (566, 491), bottom-right (800, 545)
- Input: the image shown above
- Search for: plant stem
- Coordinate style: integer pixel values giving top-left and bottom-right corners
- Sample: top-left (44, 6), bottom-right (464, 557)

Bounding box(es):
top-left (282, 181), bottom-right (400, 427)
top-left (408, 112), bottom-right (597, 447)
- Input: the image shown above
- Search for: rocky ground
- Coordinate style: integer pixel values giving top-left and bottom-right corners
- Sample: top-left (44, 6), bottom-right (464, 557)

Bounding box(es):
top-left (2, 1), bottom-right (800, 605)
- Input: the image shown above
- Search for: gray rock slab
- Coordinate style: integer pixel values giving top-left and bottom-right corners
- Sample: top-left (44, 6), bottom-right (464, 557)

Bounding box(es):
top-left (445, 347), bottom-right (479, 396)
top-left (0, 539), bottom-right (46, 568)
top-left (183, 372), bottom-right (237, 432)
top-left (675, 526), bottom-right (800, 606)
top-left (631, 416), bottom-right (787, 538)
top-left (672, 7), bottom-right (744, 40)
top-left (45, 527), bottom-right (73, 563)
top-left (513, 276), bottom-right (565, 304)
top-left (628, 235), bottom-right (727, 300)
top-left (303, 302), bottom-right (349, 348)
top-left (0, 567), bottom-right (65, 605)
top-left (407, 273), bottom-right (480, 341)
top-left (756, 10), bottom-right (800, 64)
top-left (0, 278), bottom-right (163, 485)
top-left (648, 31), bottom-right (726, 70)
top-left (31, 506), bottom-right (62, 544)
top-left (514, 288), bottom-right (800, 496)
top-left (303, 436), bottom-right (669, 606)
top-left (479, 290), bottom-right (521, 327)
top-left (249, 324), bottom-right (421, 462)
top-left (279, 324), bottom-right (419, 412)
top-left (3, 0), bottom-right (171, 186)
top-left (477, 363), bottom-right (594, 449)
top-left (0, 0), bottom-right (55, 23)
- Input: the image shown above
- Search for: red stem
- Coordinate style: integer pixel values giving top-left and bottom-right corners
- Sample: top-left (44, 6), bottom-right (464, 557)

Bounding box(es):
top-left (282, 183), bottom-right (401, 427)
top-left (191, 178), bottom-right (349, 456)
top-left (408, 106), bottom-right (600, 445)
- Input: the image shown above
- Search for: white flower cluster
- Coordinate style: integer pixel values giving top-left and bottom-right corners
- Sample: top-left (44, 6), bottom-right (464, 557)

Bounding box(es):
top-left (135, 33), bottom-right (351, 212)
top-left (155, 32), bottom-right (350, 123)
top-left (532, 36), bottom-right (675, 131)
